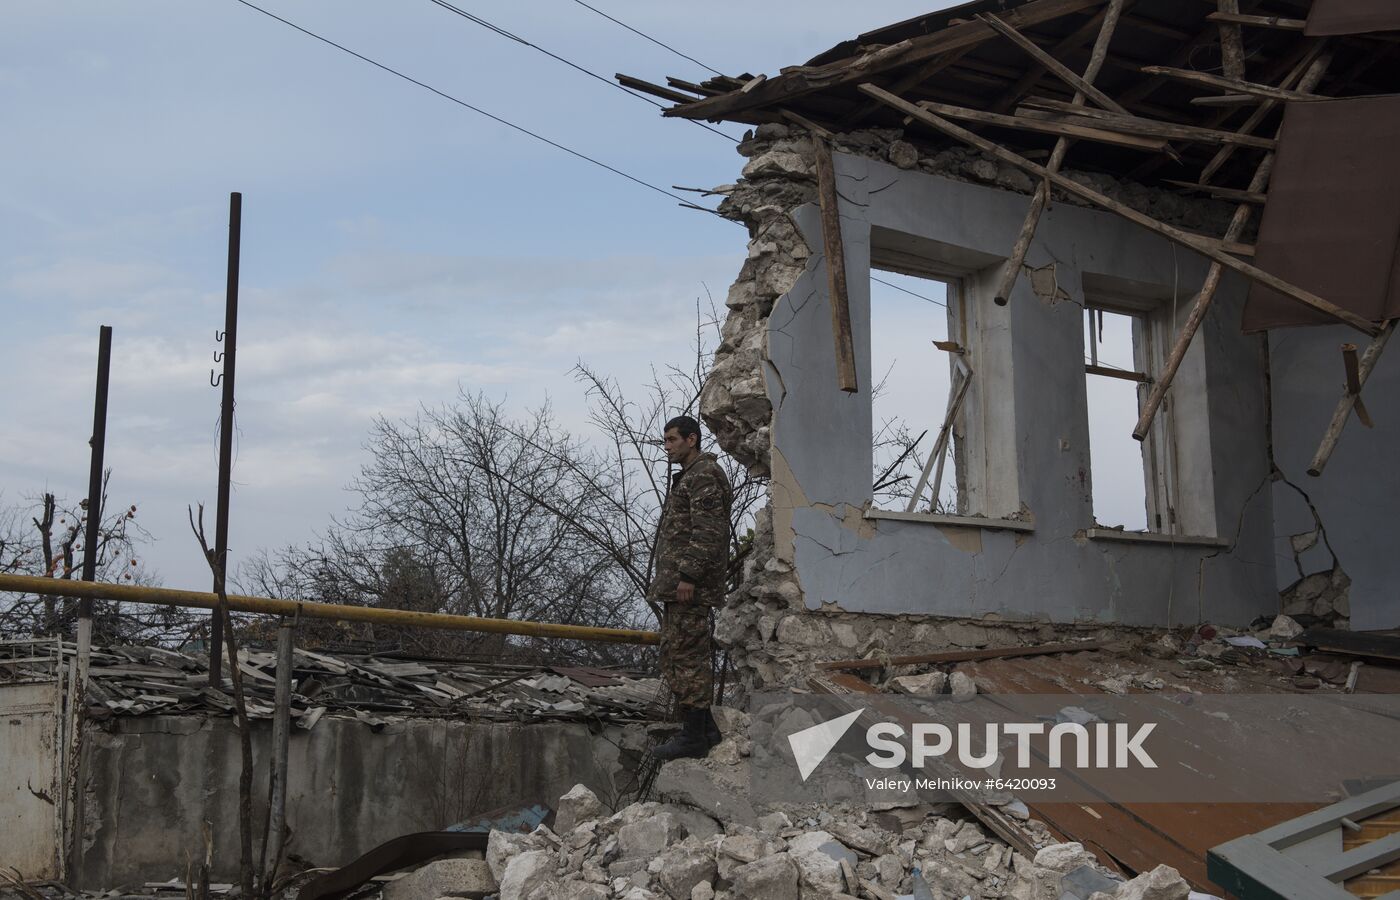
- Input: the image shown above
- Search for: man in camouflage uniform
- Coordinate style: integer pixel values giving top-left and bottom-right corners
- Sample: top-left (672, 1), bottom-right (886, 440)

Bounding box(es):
top-left (649, 415), bottom-right (732, 760)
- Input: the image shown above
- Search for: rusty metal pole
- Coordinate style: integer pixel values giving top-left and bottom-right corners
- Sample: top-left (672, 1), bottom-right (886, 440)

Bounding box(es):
top-left (79, 326), bottom-right (113, 619)
top-left (71, 323), bottom-right (111, 880)
top-left (0, 573), bottom-right (661, 644)
top-left (210, 192), bottom-right (242, 688)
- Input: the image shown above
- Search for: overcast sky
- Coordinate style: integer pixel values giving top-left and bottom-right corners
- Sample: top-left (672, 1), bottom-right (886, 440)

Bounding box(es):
top-left (1, 0), bottom-right (1147, 596)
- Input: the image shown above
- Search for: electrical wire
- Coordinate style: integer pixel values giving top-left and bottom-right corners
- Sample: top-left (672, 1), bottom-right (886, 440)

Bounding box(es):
top-left (566, 0), bottom-right (724, 77)
top-left (872, 275), bottom-right (948, 308)
top-left (229, 0), bottom-right (721, 216)
top-left (424, 0), bottom-right (737, 142)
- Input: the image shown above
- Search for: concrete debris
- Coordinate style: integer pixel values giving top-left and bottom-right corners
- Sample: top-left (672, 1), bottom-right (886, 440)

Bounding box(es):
top-left (949, 670), bottom-right (977, 701)
top-left (557, 784), bottom-right (608, 836)
top-left (381, 857), bottom-right (495, 900)
top-left (1108, 864), bottom-right (1191, 900)
top-left (459, 777), bottom-right (1145, 900)
top-left (1059, 863), bottom-right (1123, 899)
top-left (497, 848), bottom-right (554, 900)
top-left (1266, 615), bottom-right (1304, 640)
top-left (890, 672), bottom-right (947, 696)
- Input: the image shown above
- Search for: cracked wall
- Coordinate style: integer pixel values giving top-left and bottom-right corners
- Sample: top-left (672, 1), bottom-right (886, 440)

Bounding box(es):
top-left (1268, 326), bottom-right (1400, 631)
top-left (704, 124), bottom-right (1283, 690)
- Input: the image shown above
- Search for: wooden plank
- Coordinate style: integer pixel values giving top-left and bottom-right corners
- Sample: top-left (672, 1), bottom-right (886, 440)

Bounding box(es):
top-left (990, 6), bottom-right (1112, 113)
top-left (1296, 628), bottom-right (1400, 664)
top-left (1207, 11), bottom-right (1307, 31)
top-left (1085, 363), bottom-right (1149, 382)
top-left (1217, 0), bottom-right (1247, 80)
top-left (906, 357), bottom-right (973, 512)
top-left (781, 108), bottom-right (834, 140)
top-left (1141, 65), bottom-right (1323, 102)
top-left (1190, 93), bottom-right (1262, 106)
top-left (1163, 179), bottom-right (1267, 204)
top-left (843, 44), bottom-right (981, 129)
top-left (918, 99), bottom-right (1168, 150)
top-left (1309, 319), bottom-right (1396, 475)
top-left (663, 0), bottom-right (1107, 124)
top-left (615, 74), bottom-right (702, 105)
top-left (1199, 40), bottom-right (1326, 186)
top-left (1132, 53), bottom-right (1339, 439)
top-left (987, 0), bottom-right (1126, 307)
top-left (665, 77), bottom-right (718, 98)
top-left (1016, 99), bottom-right (1277, 148)
top-left (811, 136), bottom-right (858, 393)
top-left (976, 11), bottom-right (1129, 115)
top-left (817, 640), bottom-right (1106, 671)
top-left (856, 83), bottom-right (1379, 336)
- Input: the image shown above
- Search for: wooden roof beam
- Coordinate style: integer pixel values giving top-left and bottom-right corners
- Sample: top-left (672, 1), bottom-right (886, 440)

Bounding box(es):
top-left (663, 0), bottom-right (1108, 123)
top-left (984, 0), bottom-right (1129, 308)
top-left (856, 82), bottom-right (1378, 337)
top-left (1141, 66), bottom-right (1324, 102)
top-left (1207, 11), bottom-right (1306, 31)
top-left (918, 99), bottom-right (1169, 150)
top-left (991, 6), bottom-right (1114, 113)
top-left (976, 11), bottom-right (1129, 115)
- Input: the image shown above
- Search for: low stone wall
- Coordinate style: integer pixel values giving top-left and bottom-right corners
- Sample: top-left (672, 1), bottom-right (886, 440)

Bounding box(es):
top-left (73, 714), bottom-right (646, 887)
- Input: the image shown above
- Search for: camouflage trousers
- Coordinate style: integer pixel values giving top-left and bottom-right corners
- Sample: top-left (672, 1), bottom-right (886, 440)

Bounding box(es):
top-left (659, 602), bottom-right (714, 709)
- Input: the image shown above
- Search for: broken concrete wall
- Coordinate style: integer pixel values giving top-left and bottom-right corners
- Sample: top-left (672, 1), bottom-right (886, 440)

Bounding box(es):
top-left (1268, 325), bottom-right (1400, 631)
top-left (72, 714), bottom-right (642, 887)
top-left (706, 126), bottom-right (1279, 688)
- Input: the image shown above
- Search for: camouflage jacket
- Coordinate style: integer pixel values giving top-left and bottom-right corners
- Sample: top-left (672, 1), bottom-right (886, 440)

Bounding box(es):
top-left (648, 452), bottom-right (733, 607)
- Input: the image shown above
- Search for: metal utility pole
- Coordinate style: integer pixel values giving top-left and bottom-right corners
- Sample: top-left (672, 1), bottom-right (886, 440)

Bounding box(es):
top-left (210, 192), bottom-right (242, 688)
top-left (78, 325), bottom-right (113, 654)
top-left (71, 323), bottom-right (112, 880)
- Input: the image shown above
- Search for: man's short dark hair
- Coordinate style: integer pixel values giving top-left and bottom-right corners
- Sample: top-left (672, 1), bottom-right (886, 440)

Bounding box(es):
top-left (664, 415), bottom-right (701, 445)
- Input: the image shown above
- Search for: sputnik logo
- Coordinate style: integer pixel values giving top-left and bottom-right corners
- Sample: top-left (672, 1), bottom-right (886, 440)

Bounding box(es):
top-left (787, 709), bottom-right (864, 781)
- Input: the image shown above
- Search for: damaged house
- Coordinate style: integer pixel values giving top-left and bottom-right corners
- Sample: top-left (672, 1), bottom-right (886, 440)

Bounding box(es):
top-left (7, 2), bottom-right (1400, 898)
top-left (621, 0), bottom-right (1400, 689)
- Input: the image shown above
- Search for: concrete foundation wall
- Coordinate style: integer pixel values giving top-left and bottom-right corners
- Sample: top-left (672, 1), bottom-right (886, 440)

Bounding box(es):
top-left (73, 714), bottom-right (641, 888)
top-left (1269, 325), bottom-right (1400, 631)
top-left (766, 153), bottom-right (1277, 627)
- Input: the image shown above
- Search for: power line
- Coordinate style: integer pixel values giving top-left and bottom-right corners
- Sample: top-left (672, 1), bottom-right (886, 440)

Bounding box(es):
top-left (424, 0), bottom-right (737, 142)
top-left (872, 275), bottom-right (947, 308)
top-left (567, 0), bottom-right (724, 77)
top-left (230, 0), bottom-right (720, 216)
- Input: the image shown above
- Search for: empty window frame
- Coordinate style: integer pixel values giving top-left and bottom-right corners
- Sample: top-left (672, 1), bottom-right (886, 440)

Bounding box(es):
top-left (869, 269), bottom-right (971, 514)
top-left (1083, 294), bottom-right (1214, 536)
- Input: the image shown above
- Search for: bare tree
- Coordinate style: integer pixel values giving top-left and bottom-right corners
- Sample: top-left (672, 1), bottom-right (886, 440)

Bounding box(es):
top-left (0, 478), bottom-right (184, 643)
top-left (238, 396), bottom-right (645, 663)
top-left (237, 299), bottom-right (766, 665)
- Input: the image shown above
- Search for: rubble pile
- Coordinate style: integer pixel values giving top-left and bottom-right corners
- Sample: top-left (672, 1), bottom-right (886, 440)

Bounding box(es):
top-left (450, 778), bottom-right (1199, 900)
top-left (383, 709), bottom-right (1207, 900)
top-left (466, 780), bottom-right (1199, 900)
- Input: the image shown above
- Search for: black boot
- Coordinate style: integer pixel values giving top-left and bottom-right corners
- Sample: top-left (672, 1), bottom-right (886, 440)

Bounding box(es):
top-left (703, 707), bottom-right (722, 745)
top-left (653, 706), bottom-right (719, 761)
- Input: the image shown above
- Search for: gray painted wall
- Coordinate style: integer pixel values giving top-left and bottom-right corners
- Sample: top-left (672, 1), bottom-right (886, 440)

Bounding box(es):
top-left (74, 714), bottom-right (640, 887)
top-left (766, 153), bottom-right (1278, 627)
top-left (1269, 324), bottom-right (1400, 631)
